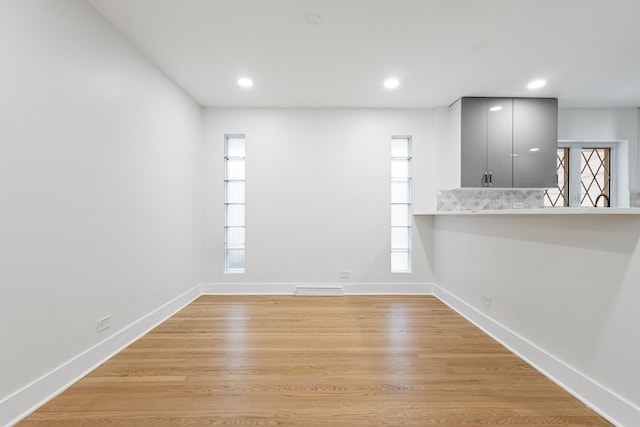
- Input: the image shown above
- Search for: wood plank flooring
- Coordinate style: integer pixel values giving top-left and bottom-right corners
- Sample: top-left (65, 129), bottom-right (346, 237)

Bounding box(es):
top-left (19, 296), bottom-right (612, 426)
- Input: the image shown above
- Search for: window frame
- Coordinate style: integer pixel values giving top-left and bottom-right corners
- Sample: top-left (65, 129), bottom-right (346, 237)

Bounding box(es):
top-left (390, 135), bottom-right (412, 273)
top-left (224, 134), bottom-right (246, 273)
top-left (559, 140), bottom-right (619, 208)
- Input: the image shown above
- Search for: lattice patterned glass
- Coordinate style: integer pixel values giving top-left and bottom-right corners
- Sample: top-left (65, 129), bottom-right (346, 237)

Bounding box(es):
top-left (544, 148), bottom-right (569, 207)
top-left (580, 148), bottom-right (610, 207)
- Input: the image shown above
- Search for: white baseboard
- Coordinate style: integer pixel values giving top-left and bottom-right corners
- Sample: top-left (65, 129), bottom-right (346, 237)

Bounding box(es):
top-left (200, 282), bottom-right (435, 296)
top-left (433, 284), bottom-right (639, 427)
top-left (1, 285), bottom-right (202, 427)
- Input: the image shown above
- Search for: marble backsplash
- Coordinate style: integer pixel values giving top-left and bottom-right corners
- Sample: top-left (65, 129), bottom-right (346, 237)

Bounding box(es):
top-left (631, 192), bottom-right (640, 207)
top-left (438, 188), bottom-right (545, 211)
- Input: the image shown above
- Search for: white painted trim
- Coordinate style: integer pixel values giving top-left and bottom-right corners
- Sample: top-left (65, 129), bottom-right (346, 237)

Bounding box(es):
top-left (200, 282), bottom-right (435, 296)
top-left (433, 284), bottom-right (639, 427)
top-left (1, 285), bottom-right (202, 427)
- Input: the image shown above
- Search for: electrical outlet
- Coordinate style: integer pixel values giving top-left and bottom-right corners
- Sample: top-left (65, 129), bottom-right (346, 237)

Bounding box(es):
top-left (97, 315), bottom-right (111, 333)
top-left (339, 270), bottom-right (351, 279)
top-left (481, 294), bottom-right (492, 307)
top-left (512, 202), bottom-right (524, 209)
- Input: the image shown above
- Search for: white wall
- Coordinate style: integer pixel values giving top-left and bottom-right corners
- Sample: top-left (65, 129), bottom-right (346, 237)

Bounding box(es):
top-left (0, 0), bottom-right (203, 422)
top-left (202, 108), bottom-right (435, 291)
top-left (432, 214), bottom-right (640, 426)
top-left (435, 104), bottom-right (460, 191)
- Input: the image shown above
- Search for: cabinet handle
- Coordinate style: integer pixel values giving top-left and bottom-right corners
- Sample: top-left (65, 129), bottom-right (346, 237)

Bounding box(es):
top-left (482, 172), bottom-right (488, 187)
top-left (489, 172), bottom-right (492, 187)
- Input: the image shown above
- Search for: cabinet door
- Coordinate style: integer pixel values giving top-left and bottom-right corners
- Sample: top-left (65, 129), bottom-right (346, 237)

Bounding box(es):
top-left (461, 98), bottom-right (488, 187)
top-left (512, 98), bottom-right (558, 188)
top-left (486, 98), bottom-right (513, 187)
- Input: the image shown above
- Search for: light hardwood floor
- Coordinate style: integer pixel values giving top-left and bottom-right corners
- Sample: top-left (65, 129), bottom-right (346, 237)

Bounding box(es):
top-left (20, 296), bottom-right (612, 426)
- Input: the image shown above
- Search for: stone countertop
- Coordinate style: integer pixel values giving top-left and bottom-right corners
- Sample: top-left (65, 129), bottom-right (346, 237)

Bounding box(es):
top-left (415, 208), bottom-right (640, 215)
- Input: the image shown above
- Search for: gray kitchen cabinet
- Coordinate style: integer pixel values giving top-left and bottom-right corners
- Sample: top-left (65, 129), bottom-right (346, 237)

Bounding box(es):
top-left (459, 97), bottom-right (557, 188)
top-left (512, 98), bottom-right (558, 188)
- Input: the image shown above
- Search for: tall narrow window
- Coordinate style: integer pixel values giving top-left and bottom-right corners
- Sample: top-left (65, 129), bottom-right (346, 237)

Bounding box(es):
top-left (580, 148), bottom-right (611, 207)
top-left (391, 136), bottom-right (412, 273)
top-left (225, 135), bottom-right (245, 272)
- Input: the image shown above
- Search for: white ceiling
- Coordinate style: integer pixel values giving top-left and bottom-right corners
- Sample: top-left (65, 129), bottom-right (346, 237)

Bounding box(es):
top-left (86, 0), bottom-right (640, 109)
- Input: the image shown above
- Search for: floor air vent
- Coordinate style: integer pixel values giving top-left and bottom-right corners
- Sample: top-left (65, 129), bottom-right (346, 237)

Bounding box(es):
top-left (294, 285), bottom-right (343, 296)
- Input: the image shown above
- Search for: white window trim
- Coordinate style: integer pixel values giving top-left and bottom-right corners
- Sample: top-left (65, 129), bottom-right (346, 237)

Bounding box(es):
top-left (558, 140), bottom-right (628, 208)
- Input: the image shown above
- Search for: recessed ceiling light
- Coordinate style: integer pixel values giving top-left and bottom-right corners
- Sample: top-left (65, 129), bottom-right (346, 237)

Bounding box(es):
top-left (384, 78), bottom-right (400, 89)
top-left (489, 105), bottom-right (503, 112)
top-left (527, 79), bottom-right (546, 89)
top-left (237, 78), bottom-right (253, 88)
